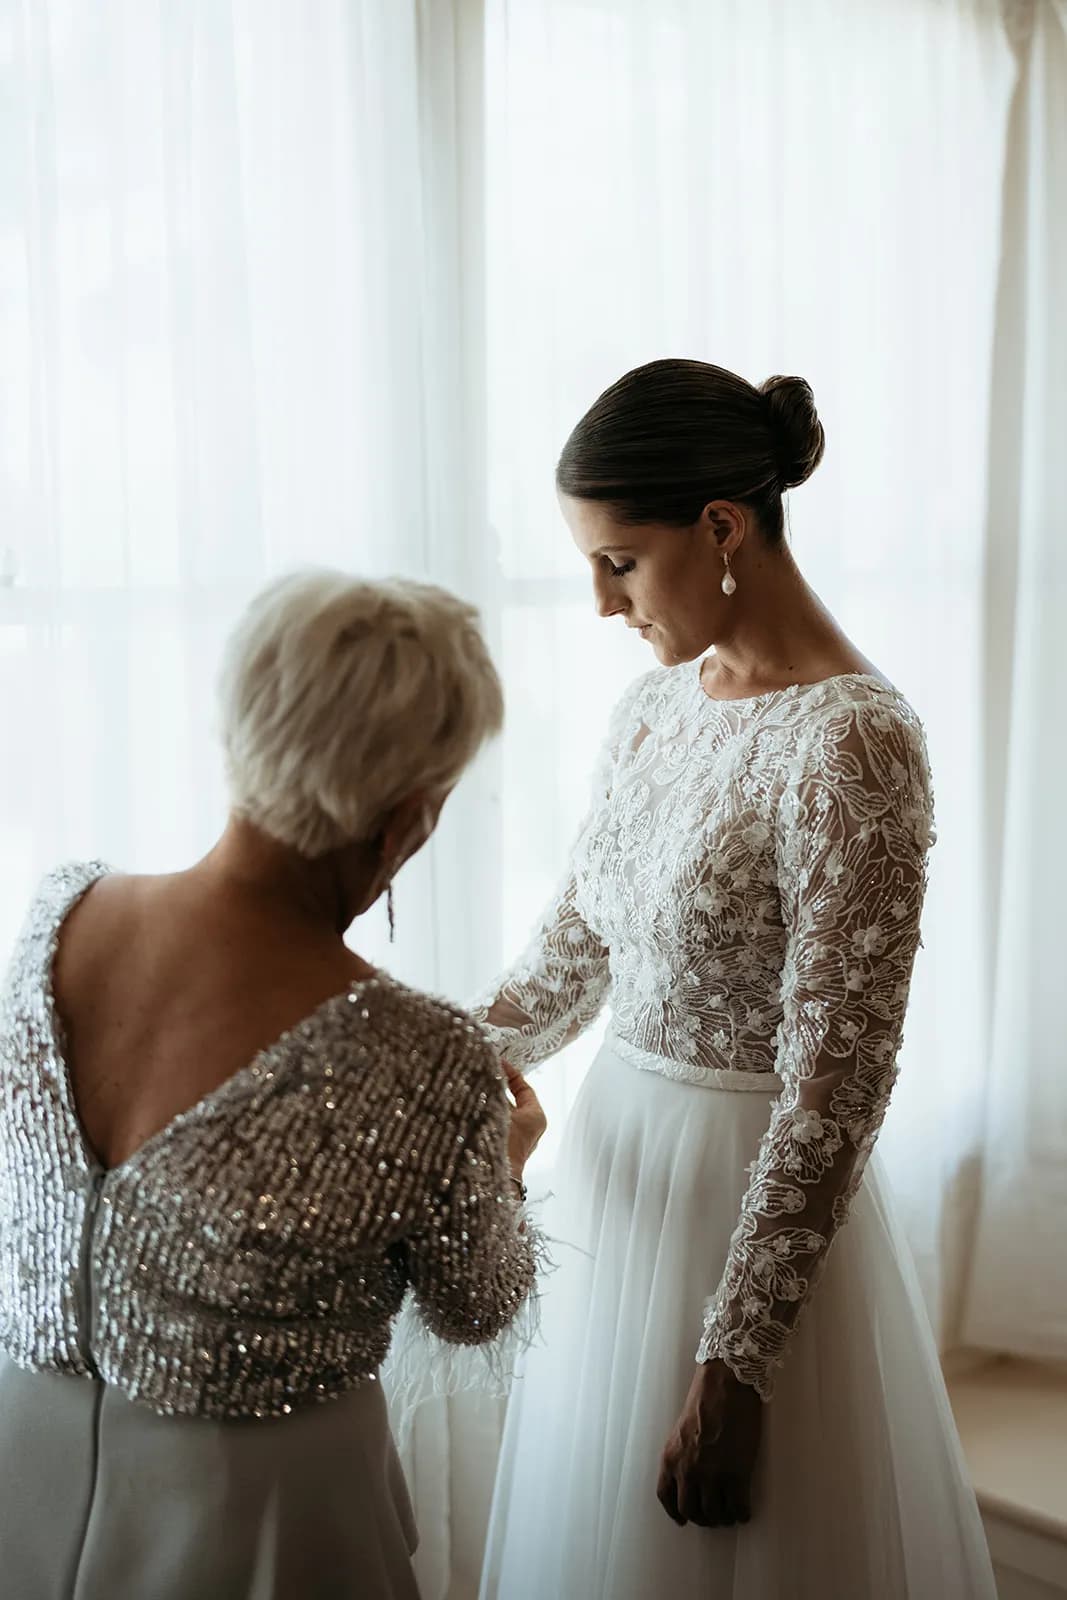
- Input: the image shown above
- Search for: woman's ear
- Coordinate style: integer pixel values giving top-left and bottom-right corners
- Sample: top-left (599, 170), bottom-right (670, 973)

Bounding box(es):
top-left (701, 500), bottom-right (746, 554)
top-left (380, 791), bottom-right (441, 872)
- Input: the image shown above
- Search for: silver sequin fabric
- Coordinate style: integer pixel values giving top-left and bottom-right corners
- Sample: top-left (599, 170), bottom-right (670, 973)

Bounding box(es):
top-left (0, 861), bottom-right (536, 1420)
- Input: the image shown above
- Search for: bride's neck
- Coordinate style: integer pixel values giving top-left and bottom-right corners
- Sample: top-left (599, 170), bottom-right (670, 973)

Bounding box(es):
top-left (709, 546), bottom-right (855, 689)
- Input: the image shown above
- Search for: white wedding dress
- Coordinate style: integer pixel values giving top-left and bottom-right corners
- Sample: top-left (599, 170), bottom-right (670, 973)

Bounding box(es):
top-left (472, 659), bottom-right (996, 1600)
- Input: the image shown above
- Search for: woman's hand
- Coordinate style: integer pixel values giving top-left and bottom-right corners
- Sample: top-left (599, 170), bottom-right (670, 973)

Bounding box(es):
top-left (657, 1358), bottom-right (762, 1529)
top-left (503, 1060), bottom-right (546, 1177)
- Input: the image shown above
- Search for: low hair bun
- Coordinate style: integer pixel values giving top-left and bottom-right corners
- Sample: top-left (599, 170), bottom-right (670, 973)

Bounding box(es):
top-left (555, 358), bottom-right (825, 545)
top-left (759, 375), bottom-right (825, 490)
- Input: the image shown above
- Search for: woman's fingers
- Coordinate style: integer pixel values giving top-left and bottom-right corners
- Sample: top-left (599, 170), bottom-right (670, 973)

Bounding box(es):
top-left (677, 1474), bottom-right (705, 1527)
top-left (723, 1476), bottom-right (751, 1525)
top-left (504, 1064), bottom-right (546, 1133)
top-left (503, 1061), bottom-right (546, 1169)
top-left (703, 1475), bottom-right (749, 1529)
top-left (656, 1459), bottom-right (685, 1526)
top-left (504, 1061), bottom-right (534, 1101)
top-left (659, 1466), bottom-right (750, 1532)
top-left (708, 1485), bottom-right (735, 1528)
top-left (503, 1060), bottom-right (527, 1100)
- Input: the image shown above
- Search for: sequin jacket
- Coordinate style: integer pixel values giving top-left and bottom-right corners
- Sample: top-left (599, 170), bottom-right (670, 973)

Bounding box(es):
top-left (0, 861), bottom-right (536, 1420)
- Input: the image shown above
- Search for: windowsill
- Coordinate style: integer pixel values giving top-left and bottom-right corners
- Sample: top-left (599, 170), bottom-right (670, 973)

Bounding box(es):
top-left (947, 1357), bottom-right (1067, 1544)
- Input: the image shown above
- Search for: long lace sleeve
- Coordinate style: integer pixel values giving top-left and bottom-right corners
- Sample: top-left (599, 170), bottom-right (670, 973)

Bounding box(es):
top-left (469, 674), bottom-right (649, 1070)
top-left (697, 699), bottom-right (935, 1399)
top-left (468, 871), bottom-right (611, 1070)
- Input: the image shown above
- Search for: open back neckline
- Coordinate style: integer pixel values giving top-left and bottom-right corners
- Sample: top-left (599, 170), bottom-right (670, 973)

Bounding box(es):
top-left (43, 863), bottom-right (389, 1179)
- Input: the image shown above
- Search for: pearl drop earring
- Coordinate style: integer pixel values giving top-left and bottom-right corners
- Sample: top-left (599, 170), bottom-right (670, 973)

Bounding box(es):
top-left (721, 553), bottom-right (737, 597)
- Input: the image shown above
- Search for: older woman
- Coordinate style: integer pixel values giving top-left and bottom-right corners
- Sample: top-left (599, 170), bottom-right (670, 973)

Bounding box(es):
top-left (0, 570), bottom-right (544, 1600)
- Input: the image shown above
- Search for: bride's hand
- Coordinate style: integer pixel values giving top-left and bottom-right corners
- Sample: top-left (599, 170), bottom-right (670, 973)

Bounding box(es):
top-left (503, 1060), bottom-right (546, 1175)
top-left (657, 1359), bottom-right (762, 1528)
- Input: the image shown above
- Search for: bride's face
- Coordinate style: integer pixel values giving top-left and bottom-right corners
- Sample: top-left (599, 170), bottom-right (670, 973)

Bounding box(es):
top-left (560, 493), bottom-right (735, 668)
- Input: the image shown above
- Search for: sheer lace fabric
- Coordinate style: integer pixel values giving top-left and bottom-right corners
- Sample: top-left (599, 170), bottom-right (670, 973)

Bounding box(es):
top-left (472, 661), bottom-right (934, 1398)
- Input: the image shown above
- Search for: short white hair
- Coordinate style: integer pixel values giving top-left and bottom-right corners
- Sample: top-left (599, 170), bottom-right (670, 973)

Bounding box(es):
top-left (218, 570), bottom-right (503, 856)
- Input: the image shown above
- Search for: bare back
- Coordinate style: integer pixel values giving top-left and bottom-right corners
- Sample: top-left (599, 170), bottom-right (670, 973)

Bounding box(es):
top-left (52, 871), bottom-right (374, 1170)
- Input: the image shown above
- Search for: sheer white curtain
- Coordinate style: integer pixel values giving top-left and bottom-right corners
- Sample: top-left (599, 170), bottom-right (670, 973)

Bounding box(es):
top-left (0, 0), bottom-right (497, 993)
top-left (485, 0), bottom-right (1015, 1352)
top-left (0, 5), bottom-right (496, 1592)
top-left (962, 0), bottom-right (1067, 1361)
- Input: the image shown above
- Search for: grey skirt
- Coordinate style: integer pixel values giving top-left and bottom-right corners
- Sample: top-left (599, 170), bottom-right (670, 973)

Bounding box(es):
top-left (0, 1356), bottom-right (418, 1600)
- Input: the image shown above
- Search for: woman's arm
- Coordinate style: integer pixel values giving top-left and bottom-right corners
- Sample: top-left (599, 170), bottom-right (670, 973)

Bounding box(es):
top-left (697, 697), bottom-right (935, 1398)
top-left (469, 673), bottom-right (650, 1069)
top-left (403, 1026), bottom-right (541, 1345)
top-left (469, 869), bottom-right (611, 1069)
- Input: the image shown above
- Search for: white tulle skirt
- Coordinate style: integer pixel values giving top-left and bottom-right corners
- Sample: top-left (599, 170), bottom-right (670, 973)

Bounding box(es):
top-left (480, 1037), bottom-right (996, 1600)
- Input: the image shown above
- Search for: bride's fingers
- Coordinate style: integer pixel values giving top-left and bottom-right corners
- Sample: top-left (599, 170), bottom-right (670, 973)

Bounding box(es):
top-left (724, 1476), bottom-right (751, 1525)
top-left (677, 1474), bottom-right (703, 1527)
top-left (656, 1461), bottom-right (685, 1526)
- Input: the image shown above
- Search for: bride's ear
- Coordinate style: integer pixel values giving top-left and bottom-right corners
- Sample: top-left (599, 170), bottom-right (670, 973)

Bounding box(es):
top-left (700, 500), bottom-right (746, 555)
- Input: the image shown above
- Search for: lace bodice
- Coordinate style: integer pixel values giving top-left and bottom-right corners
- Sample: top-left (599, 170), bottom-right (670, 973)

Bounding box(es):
top-left (0, 862), bottom-right (537, 1419)
top-left (472, 660), bottom-right (934, 1399)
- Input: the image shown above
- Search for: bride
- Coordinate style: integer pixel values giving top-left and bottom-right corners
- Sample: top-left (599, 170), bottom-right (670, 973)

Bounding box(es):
top-left (473, 359), bottom-right (996, 1598)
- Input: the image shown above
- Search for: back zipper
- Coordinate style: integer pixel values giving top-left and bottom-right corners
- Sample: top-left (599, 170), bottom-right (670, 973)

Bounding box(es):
top-left (77, 1168), bottom-right (106, 1377)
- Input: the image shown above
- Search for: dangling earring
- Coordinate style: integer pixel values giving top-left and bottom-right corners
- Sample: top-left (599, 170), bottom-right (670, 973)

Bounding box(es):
top-left (387, 882), bottom-right (396, 943)
top-left (721, 552), bottom-right (737, 597)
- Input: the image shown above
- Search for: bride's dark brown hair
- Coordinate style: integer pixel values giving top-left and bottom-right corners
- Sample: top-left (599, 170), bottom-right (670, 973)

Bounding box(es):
top-left (556, 358), bottom-right (825, 547)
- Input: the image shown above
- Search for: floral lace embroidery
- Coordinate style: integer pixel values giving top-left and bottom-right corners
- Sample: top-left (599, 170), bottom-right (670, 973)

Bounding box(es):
top-left (471, 661), bottom-right (935, 1399)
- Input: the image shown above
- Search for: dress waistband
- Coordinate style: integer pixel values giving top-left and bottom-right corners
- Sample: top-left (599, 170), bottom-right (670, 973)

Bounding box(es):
top-left (607, 1032), bottom-right (783, 1094)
